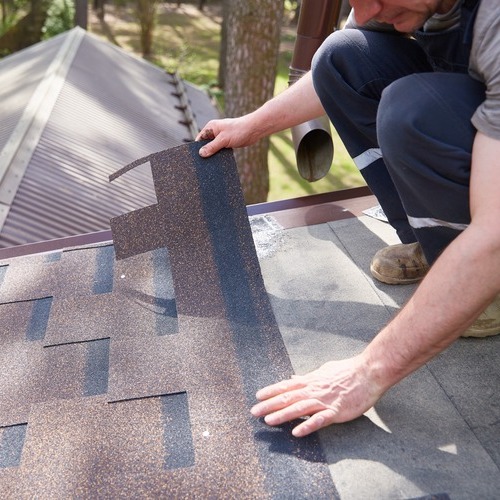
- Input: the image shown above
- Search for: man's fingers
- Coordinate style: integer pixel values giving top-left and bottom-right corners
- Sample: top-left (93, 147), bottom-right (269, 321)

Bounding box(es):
top-left (198, 134), bottom-right (228, 158)
top-left (292, 409), bottom-right (337, 437)
top-left (198, 143), bottom-right (215, 158)
top-left (251, 384), bottom-right (309, 418)
top-left (262, 399), bottom-right (325, 426)
top-left (199, 138), bottom-right (225, 158)
top-left (254, 377), bottom-right (305, 402)
top-left (196, 127), bottom-right (215, 141)
top-left (196, 126), bottom-right (219, 157)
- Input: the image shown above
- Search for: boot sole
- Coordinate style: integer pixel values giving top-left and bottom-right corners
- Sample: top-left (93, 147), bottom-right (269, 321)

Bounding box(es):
top-left (370, 265), bottom-right (426, 285)
top-left (461, 326), bottom-right (500, 338)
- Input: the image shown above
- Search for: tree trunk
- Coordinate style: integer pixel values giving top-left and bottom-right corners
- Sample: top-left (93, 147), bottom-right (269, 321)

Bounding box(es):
top-left (93, 0), bottom-right (105, 21)
top-left (1, 0), bottom-right (6, 27)
top-left (0, 0), bottom-right (51, 52)
top-left (75, 0), bottom-right (88, 29)
top-left (137, 0), bottom-right (157, 59)
top-left (224, 0), bottom-right (283, 204)
top-left (217, 0), bottom-right (228, 89)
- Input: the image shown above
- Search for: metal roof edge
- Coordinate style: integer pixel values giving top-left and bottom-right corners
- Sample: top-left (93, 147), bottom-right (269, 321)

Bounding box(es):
top-left (246, 185), bottom-right (372, 215)
top-left (0, 186), bottom-right (372, 260)
top-left (0, 28), bottom-right (85, 187)
top-left (0, 229), bottom-right (113, 261)
top-left (0, 27), bottom-right (85, 228)
top-left (168, 72), bottom-right (200, 139)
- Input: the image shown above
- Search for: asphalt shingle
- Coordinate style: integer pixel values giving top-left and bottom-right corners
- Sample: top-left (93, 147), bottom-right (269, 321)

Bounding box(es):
top-left (0, 143), bottom-right (336, 498)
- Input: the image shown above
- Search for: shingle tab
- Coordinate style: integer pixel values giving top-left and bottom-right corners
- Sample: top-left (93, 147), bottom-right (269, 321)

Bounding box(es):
top-left (160, 392), bottom-right (195, 470)
top-left (0, 424), bottom-right (27, 468)
top-left (84, 338), bottom-right (110, 396)
top-left (26, 297), bottom-right (53, 341)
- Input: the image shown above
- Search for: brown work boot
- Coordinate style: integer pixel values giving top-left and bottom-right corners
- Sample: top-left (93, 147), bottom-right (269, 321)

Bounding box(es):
top-left (370, 242), bottom-right (430, 285)
top-left (462, 295), bottom-right (500, 338)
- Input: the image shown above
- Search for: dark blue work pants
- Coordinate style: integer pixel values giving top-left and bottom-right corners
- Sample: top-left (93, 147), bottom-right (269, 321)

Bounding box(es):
top-left (311, 28), bottom-right (485, 264)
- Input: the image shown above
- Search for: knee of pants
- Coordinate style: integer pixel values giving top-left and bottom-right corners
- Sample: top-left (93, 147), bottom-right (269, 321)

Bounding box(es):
top-left (377, 76), bottom-right (418, 166)
top-left (377, 73), bottom-right (480, 177)
top-left (311, 29), bottom-right (364, 103)
top-left (312, 29), bottom-right (430, 109)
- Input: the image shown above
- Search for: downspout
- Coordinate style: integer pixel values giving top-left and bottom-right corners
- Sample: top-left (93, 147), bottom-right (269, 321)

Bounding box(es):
top-left (289, 0), bottom-right (342, 182)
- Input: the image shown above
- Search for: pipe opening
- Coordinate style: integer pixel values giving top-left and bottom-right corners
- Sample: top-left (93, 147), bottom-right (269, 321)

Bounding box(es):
top-left (294, 127), bottom-right (334, 182)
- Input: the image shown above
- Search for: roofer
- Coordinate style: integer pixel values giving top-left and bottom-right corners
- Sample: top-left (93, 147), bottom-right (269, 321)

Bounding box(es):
top-left (196, 0), bottom-right (500, 437)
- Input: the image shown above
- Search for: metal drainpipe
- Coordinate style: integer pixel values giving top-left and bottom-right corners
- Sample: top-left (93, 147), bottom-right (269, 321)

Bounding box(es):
top-left (289, 0), bottom-right (342, 182)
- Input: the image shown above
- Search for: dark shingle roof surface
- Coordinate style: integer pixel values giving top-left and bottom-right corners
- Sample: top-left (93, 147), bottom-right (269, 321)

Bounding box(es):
top-left (2, 141), bottom-right (500, 498)
top-left (0, 144), bottom-right (337, 497)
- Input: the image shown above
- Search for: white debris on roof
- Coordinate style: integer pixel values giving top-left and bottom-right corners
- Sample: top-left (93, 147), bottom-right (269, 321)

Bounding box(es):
top-left (362, 204), bottom-right (388, 222)
top-left (249, 214), bottom-right (286, 259)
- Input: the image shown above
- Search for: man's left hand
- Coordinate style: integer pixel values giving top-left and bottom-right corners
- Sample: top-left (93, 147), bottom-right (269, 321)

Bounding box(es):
top-left (250, 355), bottom-right (384, 437)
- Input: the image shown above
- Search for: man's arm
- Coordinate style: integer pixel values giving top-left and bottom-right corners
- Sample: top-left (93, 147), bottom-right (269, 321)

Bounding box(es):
top-left (251, 132), bottom-right (500, 437)
top-left (196, 71), bottom-right (325, 157)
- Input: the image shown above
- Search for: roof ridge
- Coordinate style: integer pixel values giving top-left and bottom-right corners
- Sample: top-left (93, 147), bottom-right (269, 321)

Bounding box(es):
top-left (0, 27), bottom-right (85, 231)
top-left (168, 71), bottom-right (199, 140)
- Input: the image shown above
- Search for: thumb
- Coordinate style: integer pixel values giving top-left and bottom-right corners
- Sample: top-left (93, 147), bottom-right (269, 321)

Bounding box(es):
top-left (199, 138), bottom-right (223, 158)
top-left (198, 144), bottom-right (213, 158)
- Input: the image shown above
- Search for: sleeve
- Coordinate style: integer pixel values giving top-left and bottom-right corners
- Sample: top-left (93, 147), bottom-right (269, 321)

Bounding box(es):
top-left (470, 1), bottom-right (500, 140)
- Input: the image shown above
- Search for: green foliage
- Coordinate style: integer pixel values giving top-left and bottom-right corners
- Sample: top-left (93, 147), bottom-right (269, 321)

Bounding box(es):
top-left (151, 6), bottom-right (220, 86)
top-left (0, 0), bottom-right (30, 36)
top-left (284, 0), bottom-right (298, 13)
top-left (42, 0), bottom-right (75, 39)
top-left (88, 1), bottom-right (364, 201)
top-left (283, 0), bottom-right (299, 23)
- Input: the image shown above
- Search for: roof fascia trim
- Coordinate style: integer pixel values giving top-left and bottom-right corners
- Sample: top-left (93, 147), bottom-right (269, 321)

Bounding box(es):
top-left (247, 185), bottom-right (372, 215)
top-left (0, 27), bottom-right (85, 228)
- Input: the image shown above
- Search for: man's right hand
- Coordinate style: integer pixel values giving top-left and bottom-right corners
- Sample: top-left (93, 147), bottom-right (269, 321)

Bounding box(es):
top-left (196, 115), bottom-right (263, 158)
top-left (196, 71), bottom-right (325, 158)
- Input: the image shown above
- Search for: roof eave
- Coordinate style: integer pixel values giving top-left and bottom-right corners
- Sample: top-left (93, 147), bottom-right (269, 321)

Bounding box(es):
top-left (0, 185), bottom-right (374, 261)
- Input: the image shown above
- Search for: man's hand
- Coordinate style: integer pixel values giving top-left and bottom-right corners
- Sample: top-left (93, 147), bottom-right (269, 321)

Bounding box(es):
top-left (196, 71), bottom-right (326, 158)
top-left (250, 355), bottom-right (385, 437)
top-left (196, 115), bottom-right (264, 158)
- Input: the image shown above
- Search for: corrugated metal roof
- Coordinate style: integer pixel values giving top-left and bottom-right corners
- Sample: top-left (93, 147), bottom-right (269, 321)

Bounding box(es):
top-left (0, 27), bottom-right (219, 248)
top-left (0, 36), bottom-right (62, 154)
